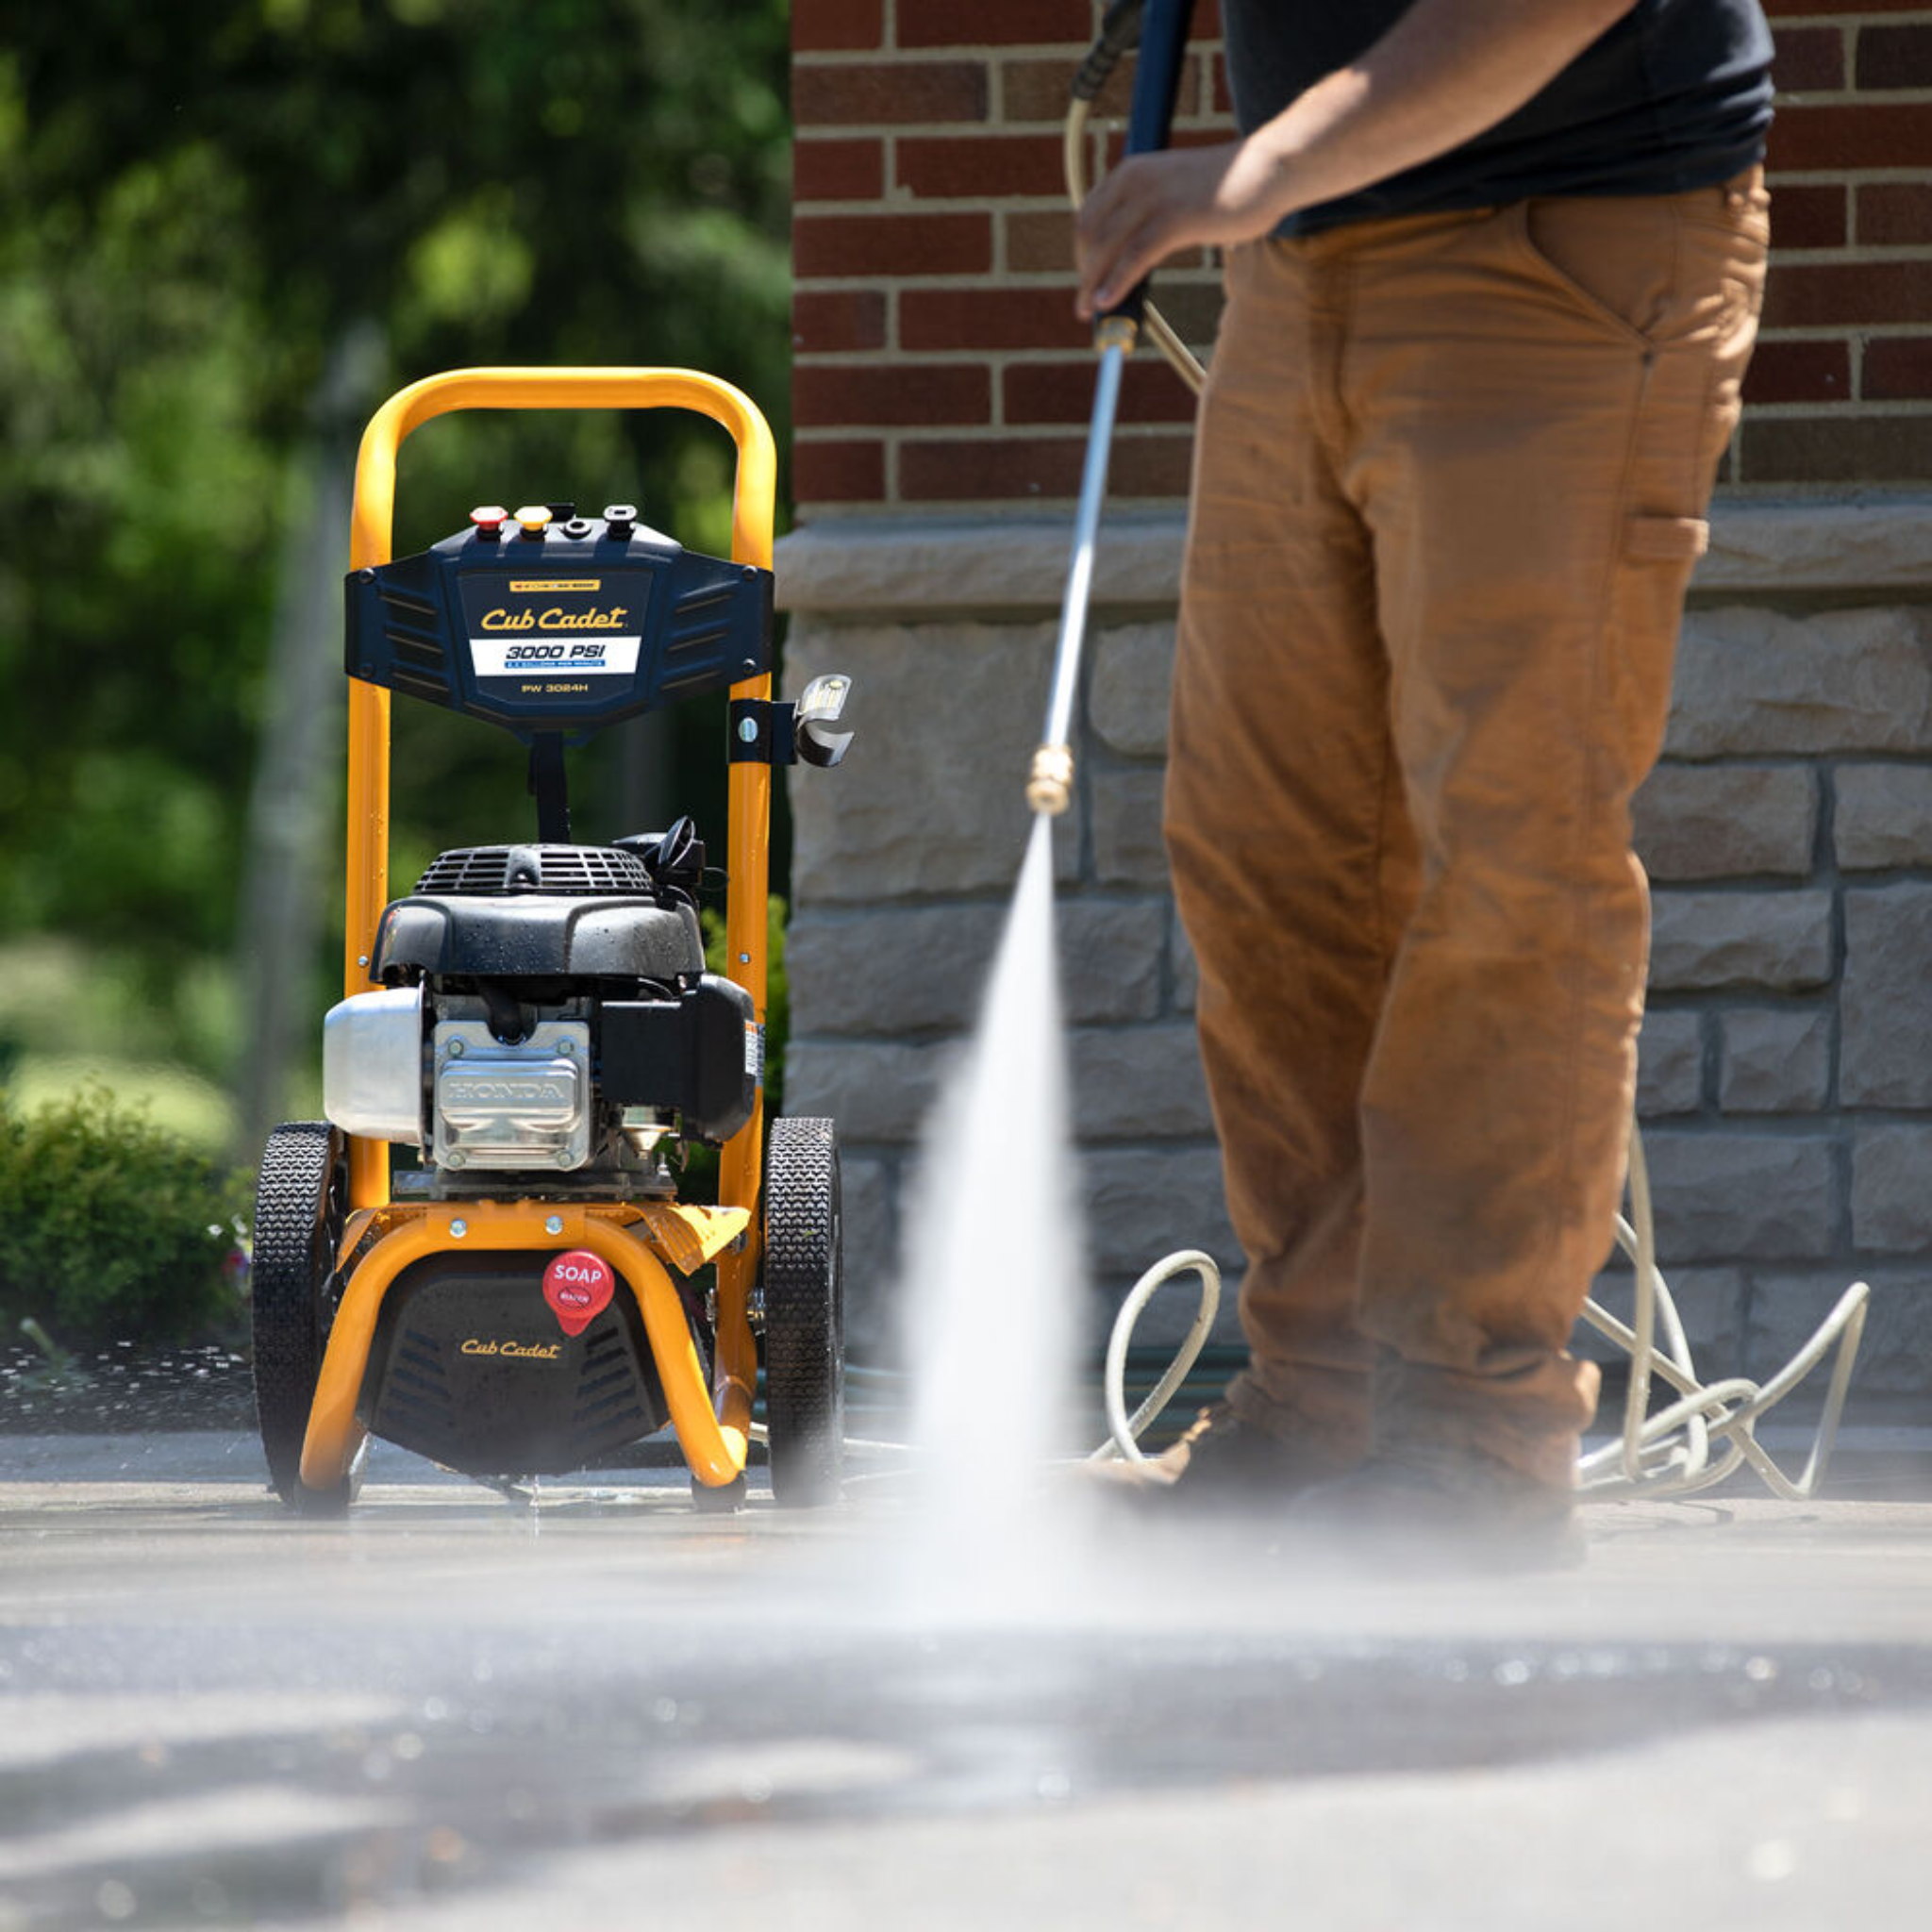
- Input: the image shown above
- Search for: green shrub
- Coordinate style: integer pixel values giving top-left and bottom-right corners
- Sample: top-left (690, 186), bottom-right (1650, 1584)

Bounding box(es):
top-left (0, 1085), bottom-right (251, 1349)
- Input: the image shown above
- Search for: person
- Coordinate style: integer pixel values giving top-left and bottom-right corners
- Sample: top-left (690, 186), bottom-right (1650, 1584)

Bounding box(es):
top-left (1074, 0), bottom-right (1772, 1567)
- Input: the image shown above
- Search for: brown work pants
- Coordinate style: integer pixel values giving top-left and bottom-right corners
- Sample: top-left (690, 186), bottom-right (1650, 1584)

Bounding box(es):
top-left (1167, 175), bottom-right (1768, 1488)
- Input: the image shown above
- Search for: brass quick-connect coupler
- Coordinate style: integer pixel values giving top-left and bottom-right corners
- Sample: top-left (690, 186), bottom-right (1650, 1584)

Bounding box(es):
top-left (1027, 742), bottom-right (1074, 817)
top-left (1093, 314), bottom-right (1139, 355)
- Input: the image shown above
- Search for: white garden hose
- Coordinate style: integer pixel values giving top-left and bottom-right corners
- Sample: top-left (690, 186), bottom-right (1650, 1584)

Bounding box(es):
top-left (1080, 1120), bottom-right (1871, 1503)
top-left (684, 1110), bottom-right (1878, 1504)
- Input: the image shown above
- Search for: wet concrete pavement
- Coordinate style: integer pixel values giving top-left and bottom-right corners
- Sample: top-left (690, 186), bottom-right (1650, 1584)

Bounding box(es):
top-left (3, 1433), bottom-right (1931, 1930)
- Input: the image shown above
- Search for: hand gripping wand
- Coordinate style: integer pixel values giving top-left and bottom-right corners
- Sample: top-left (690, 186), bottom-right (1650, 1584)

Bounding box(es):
top-left (1026, 0), bottom-right (1197, 817)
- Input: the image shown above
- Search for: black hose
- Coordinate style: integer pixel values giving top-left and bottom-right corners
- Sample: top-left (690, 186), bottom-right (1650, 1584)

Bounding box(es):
top-left (1071, 0), bottom-right (1143, 104)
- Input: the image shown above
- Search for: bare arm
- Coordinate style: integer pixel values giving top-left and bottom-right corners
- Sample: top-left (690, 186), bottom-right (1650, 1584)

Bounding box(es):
top-left (1074, 0), bottom-right (1641, 318)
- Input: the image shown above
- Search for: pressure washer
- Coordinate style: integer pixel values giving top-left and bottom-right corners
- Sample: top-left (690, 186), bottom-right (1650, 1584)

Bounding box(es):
top-left (250, 369), bottom-right (854, 1514)
top-left (1047, 0), bottom-right (1870, 1501)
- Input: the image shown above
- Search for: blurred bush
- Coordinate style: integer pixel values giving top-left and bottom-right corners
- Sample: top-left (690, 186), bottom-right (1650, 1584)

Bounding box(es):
top-left (0, 1088), bottom-right (251, 1350)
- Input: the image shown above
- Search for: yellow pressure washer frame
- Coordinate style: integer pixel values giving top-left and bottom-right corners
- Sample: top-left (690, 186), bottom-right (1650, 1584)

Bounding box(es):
top-left (294, 366), bottom-right (775, 1500)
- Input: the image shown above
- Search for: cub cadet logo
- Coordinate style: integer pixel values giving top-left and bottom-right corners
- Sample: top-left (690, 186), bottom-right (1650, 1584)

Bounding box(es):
top-left (460, 1338), bottom-right (562, 1361)
top-left (480, 606), bottom-right (629, 633)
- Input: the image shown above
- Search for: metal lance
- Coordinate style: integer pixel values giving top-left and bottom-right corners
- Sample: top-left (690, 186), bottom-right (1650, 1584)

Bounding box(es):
top-left (1027, 317), bottom-right (1133, 816)
top-left (1026, 0), bottom-right (1194, 816)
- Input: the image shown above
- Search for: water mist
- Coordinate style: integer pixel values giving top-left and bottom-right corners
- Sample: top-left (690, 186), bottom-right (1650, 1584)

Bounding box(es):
top-left (895, 816), bottom-right (1085, 1617)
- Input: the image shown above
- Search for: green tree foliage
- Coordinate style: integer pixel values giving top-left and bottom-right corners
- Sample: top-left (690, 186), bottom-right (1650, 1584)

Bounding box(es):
top-left (0, 1), bottom-right (791, 1082)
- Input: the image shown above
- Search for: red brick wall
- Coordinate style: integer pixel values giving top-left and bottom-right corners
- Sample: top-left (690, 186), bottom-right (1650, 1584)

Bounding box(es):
top-left (1749, 1), bottom-right (1932, 482)
top-left (791, 1), bottom-right (1932, 511)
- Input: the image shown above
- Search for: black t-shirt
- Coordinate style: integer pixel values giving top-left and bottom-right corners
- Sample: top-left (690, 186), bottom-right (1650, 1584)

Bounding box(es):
top-left (1223, 0), bottom-right (1774, 232)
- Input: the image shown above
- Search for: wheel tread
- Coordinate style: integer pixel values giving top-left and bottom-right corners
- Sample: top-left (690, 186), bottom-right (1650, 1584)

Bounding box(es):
top-left (762, 1116), bottom-right (843, 1507)
top-left (251, 1122), bottom-right (348, 1510)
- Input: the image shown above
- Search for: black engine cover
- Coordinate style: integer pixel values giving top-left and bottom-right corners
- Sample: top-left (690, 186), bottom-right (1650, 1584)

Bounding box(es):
top-left (372, 893), bottom-right (705, 984)
top-left (358, 1254), bottom-right (681, 1475)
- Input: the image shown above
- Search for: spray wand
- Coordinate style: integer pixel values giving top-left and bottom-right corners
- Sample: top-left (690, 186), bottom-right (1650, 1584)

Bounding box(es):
top-left (1027, 0), bottom-right (1197, 817)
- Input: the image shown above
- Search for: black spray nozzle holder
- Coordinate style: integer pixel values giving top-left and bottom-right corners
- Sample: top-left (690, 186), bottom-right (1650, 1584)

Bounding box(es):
top-left (1101, 0), bottom-right (1196, 339)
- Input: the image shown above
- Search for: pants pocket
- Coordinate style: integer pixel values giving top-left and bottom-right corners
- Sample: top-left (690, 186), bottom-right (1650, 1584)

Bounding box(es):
top-left (1509, 198), bottom-right (1661, 351)
top-left (1511, 192), bottom-right (1768, 354)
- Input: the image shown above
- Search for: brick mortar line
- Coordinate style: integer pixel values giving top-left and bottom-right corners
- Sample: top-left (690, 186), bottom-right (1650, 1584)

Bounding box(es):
top-left (792, 119), bottom-right (1237, 140)
top-left (795, 196), bottom-right (1111, 213)
top-left (1760, 324), bottom-right (1932, 336)
top-left (791, 271), bottom-right (1223, 290)
top-left (791, 332), bottom-right (1932, 357)
top-left (789, 28), bottom-right (1932, 65)
top-left (1774, 167), bottom-right (1932, 180)
top-left (791, 347), bottom-right (1116, 361)
top-left (792, 50), bottom-right (1124, 68)
top-left (1775, 91), bottom-right (1932, 104)
top-left (790, 211), bottom-right (1932, 240)
top-left (795, 423), bottom-right (1199, 441)
top-left (791, 346), bottom-right (1932, 378)
top-left (1767, 245), bottom-right (1932, 259)
top-left (794, 42), bottom-right (1229, 63)
top-left (790, 360), bottom-right (1210, 389)
top-left (790, 223), bottom-right (1932, 247)
top-left (1746, 399), bottom-right (1932, 417)
top-left (791, 339), bottom-right (1216, 357)
top-left (999, 120), bottom-right (1238, 137)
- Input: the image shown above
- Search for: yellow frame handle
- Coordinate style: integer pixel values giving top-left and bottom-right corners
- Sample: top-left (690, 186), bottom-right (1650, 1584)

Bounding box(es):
top-left (340, 366), bottom-right (777, 1285)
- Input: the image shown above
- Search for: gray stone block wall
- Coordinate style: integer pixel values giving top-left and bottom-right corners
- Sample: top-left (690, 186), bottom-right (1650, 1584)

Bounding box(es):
top-left (776, 507), bottom-right (1932, 1421)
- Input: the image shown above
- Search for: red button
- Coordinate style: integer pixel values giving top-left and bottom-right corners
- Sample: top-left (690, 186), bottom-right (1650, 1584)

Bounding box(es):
top-left (469, 505), bottom-right (508, 537)
top-left (542, 1250), bottom-right (615, 1337)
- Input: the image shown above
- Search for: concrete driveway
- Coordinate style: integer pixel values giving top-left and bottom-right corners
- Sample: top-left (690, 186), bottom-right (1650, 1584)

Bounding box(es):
top-left (2, 1432), bottom-right (1930, 1930)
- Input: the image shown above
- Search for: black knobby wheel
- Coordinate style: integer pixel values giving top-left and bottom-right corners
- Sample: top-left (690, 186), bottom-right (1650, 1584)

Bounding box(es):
top-left (251, 1122), bottom-right (352, 1514)
top-left (762, 1116), bottom-right (844, 1507)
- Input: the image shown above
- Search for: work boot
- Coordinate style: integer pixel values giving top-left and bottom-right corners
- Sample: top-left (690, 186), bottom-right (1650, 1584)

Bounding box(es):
top-left (1281, 1440), bottom-right (1585, 1574)
top-left (1083, 1402), bottom-right (1356, 1513)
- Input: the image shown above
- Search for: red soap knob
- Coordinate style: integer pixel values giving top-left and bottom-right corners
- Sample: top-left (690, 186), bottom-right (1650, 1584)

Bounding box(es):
top-left (542, 1249), bottom-right (615, 1338)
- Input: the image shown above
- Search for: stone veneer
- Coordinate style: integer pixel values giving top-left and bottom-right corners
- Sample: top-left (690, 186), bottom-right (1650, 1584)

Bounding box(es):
top-left (777, 498), bottom-right (1932, 1423)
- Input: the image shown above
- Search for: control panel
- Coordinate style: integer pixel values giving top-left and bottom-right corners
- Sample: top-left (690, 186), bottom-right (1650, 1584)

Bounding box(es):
top-left (346, 504), bottom-right (773, 738)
